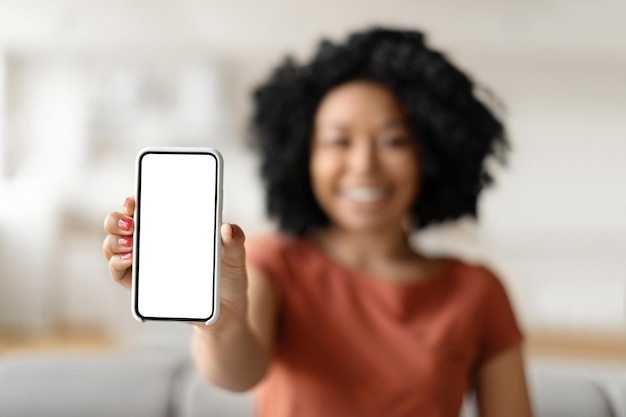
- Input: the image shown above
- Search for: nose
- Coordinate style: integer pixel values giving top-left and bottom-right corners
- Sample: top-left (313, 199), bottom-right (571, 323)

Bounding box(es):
top-left (347, 138), bottom-right (379, 174)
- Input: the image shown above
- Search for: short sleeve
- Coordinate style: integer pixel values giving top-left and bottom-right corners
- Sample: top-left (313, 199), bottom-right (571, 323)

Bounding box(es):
top-left (476, 269), bottom-right (524, 365)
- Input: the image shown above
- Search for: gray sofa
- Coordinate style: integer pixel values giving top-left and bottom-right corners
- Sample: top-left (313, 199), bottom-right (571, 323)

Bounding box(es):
top-left (0, 351), bottom-right (624, 417)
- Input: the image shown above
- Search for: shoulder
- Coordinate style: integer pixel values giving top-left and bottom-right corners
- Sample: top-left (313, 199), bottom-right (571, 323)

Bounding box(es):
top-left (443, 257), bottom-right (510, 300)
top-left (445, 258), bottom-right (521, 332)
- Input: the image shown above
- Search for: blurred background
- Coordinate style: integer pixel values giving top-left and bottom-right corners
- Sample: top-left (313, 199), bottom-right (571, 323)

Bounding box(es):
top-left (0, 0), bottom-right (624, 361)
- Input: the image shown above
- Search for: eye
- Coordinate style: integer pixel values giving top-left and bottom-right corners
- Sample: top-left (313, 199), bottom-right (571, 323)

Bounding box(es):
top-left (327, 137), bottom-right (350, 147)
top-left (378, 136), bottom-right (410, 148)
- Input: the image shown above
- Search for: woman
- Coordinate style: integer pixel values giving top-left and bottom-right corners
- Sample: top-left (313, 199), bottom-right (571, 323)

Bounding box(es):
top-left (103, 27), bottom-right (532, 417)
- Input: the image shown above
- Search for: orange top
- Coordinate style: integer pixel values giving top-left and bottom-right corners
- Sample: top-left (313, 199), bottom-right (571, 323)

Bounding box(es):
top-left (246, 234), bottom-right (523, 417)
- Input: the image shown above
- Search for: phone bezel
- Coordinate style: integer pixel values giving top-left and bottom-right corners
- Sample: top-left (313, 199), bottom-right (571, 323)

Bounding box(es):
top-left (131, 147), bottom-right (223, 325)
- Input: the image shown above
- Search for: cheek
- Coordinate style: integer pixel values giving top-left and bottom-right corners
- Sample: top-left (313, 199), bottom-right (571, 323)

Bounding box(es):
top-left (388, 155), bottom-right (420, 199)
top-left (309, 151), bottom-right (340, 190)
top-left (387, 152), bottom-right (419, 181)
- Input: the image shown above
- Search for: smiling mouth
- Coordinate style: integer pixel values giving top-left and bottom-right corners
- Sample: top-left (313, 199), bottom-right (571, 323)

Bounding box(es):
top-left (341, 187), bottom-right (389, 203)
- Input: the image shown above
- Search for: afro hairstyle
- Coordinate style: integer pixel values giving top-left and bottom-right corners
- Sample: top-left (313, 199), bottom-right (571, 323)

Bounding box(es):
top-left (250, 27), bottom-right (509, 236)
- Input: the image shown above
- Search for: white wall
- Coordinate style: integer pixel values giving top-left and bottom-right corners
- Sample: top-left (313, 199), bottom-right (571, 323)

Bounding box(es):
top-left (0, 0), bottom-right (624, 345)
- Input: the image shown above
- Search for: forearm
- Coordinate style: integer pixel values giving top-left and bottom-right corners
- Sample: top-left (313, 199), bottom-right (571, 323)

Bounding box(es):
top-left (191, 319), bottom-right (271, 392)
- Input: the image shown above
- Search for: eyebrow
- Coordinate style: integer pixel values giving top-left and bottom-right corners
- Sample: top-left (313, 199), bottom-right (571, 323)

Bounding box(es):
top-left (316, 120), bottom-right (407, 133)
top-left (381, 121), bottom-right (407, 130)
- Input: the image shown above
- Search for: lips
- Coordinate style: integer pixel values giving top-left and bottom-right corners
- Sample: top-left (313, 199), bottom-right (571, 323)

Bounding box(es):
top-left (340, 187), bottom-right (389, 203)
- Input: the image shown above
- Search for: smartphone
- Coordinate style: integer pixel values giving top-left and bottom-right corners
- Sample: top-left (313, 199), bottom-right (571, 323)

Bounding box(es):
top-left (132, 147), bottom-right (223, 325)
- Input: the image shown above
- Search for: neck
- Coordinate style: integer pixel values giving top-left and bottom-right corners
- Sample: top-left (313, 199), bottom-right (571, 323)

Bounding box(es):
top-left (310, 225), bottom-right (416, 268)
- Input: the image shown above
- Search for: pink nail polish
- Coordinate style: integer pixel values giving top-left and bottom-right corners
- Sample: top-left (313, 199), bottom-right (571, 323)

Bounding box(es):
top-left (118, 217), bottom-right (132, 231)
top-left (230, 224), bottom-right (236, 239)
top-left (121, 252), bottom-right (132, 260)
top-left (123, 197), bottom-right (130, 207)
top-left (119, 237), bottom-right (132, 247)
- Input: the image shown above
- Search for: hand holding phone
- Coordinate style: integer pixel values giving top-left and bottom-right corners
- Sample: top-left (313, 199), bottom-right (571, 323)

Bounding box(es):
top-left (132, 147), bottom-right (223, 325)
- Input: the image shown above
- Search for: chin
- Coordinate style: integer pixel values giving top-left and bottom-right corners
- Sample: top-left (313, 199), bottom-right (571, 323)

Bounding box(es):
top-left (335, 217), bottom-right (395, 233)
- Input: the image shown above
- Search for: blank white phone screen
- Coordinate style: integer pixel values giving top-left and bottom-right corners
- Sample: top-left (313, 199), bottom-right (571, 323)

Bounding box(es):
top-left (136, 152), bottom-right (218, 320)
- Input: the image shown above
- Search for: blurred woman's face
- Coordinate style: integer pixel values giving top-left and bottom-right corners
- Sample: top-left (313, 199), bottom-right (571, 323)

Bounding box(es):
top-left (310, 80), bottom-right (420, 233)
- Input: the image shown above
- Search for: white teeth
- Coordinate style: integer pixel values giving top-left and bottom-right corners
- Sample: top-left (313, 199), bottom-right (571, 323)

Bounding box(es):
top-left (342, 187), bottom-right (387, 203)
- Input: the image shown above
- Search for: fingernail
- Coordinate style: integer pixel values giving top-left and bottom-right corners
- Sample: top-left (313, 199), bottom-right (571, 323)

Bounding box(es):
top-left (119, 237), bottom-right (132, 247)
top-left (123, 197), bottom-right (130, 207)
top-left (121, 252), bottom-right (132, 260)
top-left (230, 224), bottom-right (236, 239)
top-left (118, 217), bottom-right (132, 231)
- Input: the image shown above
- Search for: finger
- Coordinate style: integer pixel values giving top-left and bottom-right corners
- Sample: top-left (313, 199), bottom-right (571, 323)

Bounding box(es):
top-left (102, 234), bottom-right (133, 260)
top-left (108, 253), bottom-right (133, 290)
top-left (219, 223), bottom-right (248, 301)
top-left (220, 223), bottom-right (246, 269)
top-left (123, 196), bottom-right (135, 217)
top-left (103, 211), bottom-right (134, 236)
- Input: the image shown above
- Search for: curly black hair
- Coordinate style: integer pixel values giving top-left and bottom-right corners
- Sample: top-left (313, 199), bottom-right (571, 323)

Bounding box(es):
top-left (250, 27), bottom-right (509, 236)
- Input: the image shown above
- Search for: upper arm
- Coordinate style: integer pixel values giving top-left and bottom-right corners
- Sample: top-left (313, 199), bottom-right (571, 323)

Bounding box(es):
top-left (476, 344), bottom-right (533, 417)
top-left (246, 264), bottom-right (281, 355)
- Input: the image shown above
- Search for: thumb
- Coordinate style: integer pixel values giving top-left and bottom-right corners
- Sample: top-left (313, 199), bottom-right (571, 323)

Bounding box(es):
top-left (219, 223), bottom-right (248, 301)
top-left (220, 223), bottom-right (246, 271)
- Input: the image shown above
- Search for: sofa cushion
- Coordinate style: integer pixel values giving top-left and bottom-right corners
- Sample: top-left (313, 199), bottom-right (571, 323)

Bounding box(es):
top-left (528, 364), bottom-right (615, 417)
top-left (0, 352), bottom-right (186, 417)
top-left (175, 361), bottom-right (254, 417)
